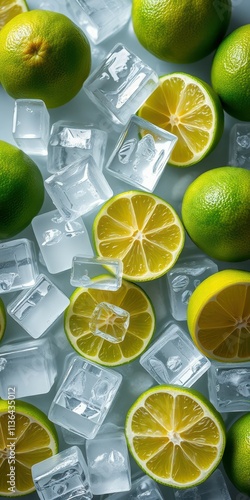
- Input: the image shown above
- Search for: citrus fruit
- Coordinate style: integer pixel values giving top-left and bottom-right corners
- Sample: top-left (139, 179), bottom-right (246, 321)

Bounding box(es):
top-left (64, 277), bottom-right (155, 366)
top-left (93, 191), bottom-right (185, 281)
top-left (138, 73), bottom-right (224, 167)
top-left (0, 10), bottom-right (91, 108)
top-left (0, 399), bottom-right (58, 496)
top-left (125, 385), bottom-right (226, 488)
top-left (0, 298), bottom-right (6, 343)
top-left (223, 413), bottom-right (250, 496)
top-left (0, 140), bottom-right (44, 239)
top-left (211, 24), bottom-right (250, 121)
top-left (0, 0), bottom-right (28, 30)
top-left (132, 0), bottom-right (231, 63)
top-left (181, 166), bottom-right (250, 261)
top-left (187, 269), bottom-right (250, 363)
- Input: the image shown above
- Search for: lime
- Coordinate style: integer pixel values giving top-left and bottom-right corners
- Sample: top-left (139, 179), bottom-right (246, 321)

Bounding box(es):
top-left (0, 399), bottom-right (58, 496)
top-left (187, 269), bottom-right (250, 362)
top-left (125, 385), bottom-right (226, 488)
top-left (223, 413), bottom-right (250, 496)
top-left (181, 167), bottom-right (250, 261)
top-left (0, 298), bottom-right (6, 343)
top-left (93, 191), bottom-right (185, 281)
top-left (64, 277), bottom-right (155, 366)
top-left (138, 73), bottom-right (224, 167)
top-left (211, 24), bottom-right (250, 121)
top-left (0, 0), bottom-right (28, 30)
top-left (0, 140), bottom-right (44, 239)
top-left (132, 0), bottom-right (231, 63)
top-left (0, 10), bottom-right (91, 108)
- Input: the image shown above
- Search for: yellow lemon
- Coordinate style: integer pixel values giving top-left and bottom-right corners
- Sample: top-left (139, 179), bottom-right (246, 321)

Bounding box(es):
top-left (187, 269), bottom-right (250, 362)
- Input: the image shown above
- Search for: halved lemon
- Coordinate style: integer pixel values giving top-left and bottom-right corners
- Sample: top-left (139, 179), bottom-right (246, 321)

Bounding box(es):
top-left (64, 277), bottom-right (155, 366)
top-left (187, 269), bottom-right (250, 362)
top-left (138, 72), bottom-right (224, 167)
top-left (125, 385), bottom-right (226, 488)
top-left (0, 399), bottom-right (58, 496)
top-left (93, 191), bottom-right (185, 281)
top-left (0, 0), bottom-right (28, 29)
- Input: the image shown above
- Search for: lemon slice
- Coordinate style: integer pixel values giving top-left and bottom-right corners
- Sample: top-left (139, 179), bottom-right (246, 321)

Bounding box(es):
top-left (138, 72), bottom-right (224, 167)
top-left (0, 0), bottom-right (28, 29)
top-left (125, 385), bottom-right (226, 488)
top-left (93, 191), bottom-right (185, 282)
top-left (64, 277), bottom-right (155, 366)
top-left (187, 269), bottom-right (250, 362)
top-left (0, 298), bottom-right (6, 343)
top-left (0, 399), bottom-right (58, 496)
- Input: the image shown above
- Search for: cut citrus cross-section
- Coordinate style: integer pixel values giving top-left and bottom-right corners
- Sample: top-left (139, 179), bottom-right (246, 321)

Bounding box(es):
top-left (187, 269), bottom-right (250, 362)
top-left (137, 72), bottom-right (224, 167)
top-left (125, 385), bottom-right (226, 488)
top-left (0, 400), bottom-right (58, 496)
top-left (93, 191), bottom-right (185, 281)
top-left (64, 277), bottom-right (155, 366)
top-left (0, 0), bottom-right (28, 30)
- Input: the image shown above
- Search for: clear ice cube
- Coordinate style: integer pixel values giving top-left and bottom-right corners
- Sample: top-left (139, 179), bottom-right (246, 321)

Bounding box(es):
top-left (208, 362), bottom-right (250, 412)
top-left (140, 322), bottom-right (210, 387)
top-left (167, 254), bottom-right (218, 321)
top-left (86, 431), bottom-right (131, 495)
top-left (48, 355), bottom-right (122, 439)
top-left (12, 99), bottom-right (50, 155)
top-left (105, 114), bottom-right (177, 191)
top-left (89, 302), bottom-right (130, 343)
top-left (44, 156), bottom-right (113, 221)
top-left (229, 122), bottom-right (250, 169)
top-left (70, 255), bottom-right (123, 290)
top-left (0, 338), bottom-right (57, 399)
top-left (0, 238), bottom-right (39, 294)
top-left (84, 45), bottom-right (159, 125)
top-left (32, 210), bottom-right (94, 274)
top-left (47, 121), bottom-right (108, 173)
top-left (66, 0), bottom-right (131, 44)
top-left (31, 446), bottom-right (93, 500)
top-left (7, 274), bottom-right (70, 338)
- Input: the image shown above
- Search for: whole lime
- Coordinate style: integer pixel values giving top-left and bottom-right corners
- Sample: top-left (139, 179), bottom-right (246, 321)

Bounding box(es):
top-left (0, 298), bottom-right (6, 342)
top-left (132, 0), bottom-right (231, 63)
top-left (0, 10), bottom-right (91, 108)
top-left (211, 24), bottom-right (250, 120)
top-left (0, 140), bottom-right (44, 239)
top-left (181, 166), bottom-right (250, 261)
top-left (223, 413), bottom-right (250, 496)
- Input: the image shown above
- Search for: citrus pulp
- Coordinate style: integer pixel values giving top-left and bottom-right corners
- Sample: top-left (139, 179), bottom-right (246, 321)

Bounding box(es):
top-left (138, 73), bottom-right (224, 167)
top-left (0, 399), bottom-right (58, 496)
top-left (125, 385), bottom-right (226, 488)
top-left (93, 191), bottom-right (185, 281)
top-left (187, 269), bottom-right (250, 362)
